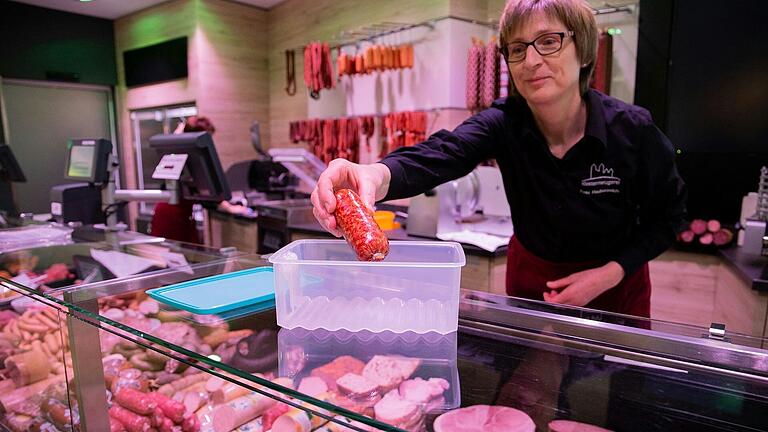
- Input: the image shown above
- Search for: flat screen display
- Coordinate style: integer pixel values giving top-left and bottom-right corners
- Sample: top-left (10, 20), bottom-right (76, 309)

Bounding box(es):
top-left (123, 37), bottom-right (188, 87)
top-left (67, 145), bottom-right (95, 179)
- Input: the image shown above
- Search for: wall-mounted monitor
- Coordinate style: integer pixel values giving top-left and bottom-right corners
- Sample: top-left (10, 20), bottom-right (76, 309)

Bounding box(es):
top-left (123, 37), bottom-right (188, 87)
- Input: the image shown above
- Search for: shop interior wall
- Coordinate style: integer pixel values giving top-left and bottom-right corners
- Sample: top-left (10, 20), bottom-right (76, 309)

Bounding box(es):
top-left (266, 0), bottom-right (454, 151)
top-left (0, 1), bottom-right (116, 215)
top-left (114, 0), bottom-right (268, 227)
top-left (267, 0), bottom-right (640, 158)
top-left (0, 0), bottom-right (117, 86)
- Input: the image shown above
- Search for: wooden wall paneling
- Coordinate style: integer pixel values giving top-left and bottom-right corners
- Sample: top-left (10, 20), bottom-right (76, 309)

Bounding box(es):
top-left (115, 0), bottom-right (198, 227)
top-left (461, 253), bottom-right (491, 292)
top-left (489, 254), bottom-right (507, 295)
top-left (450, 0), bottom-right (491, 23)
top-left (196, 0), bottom-right (269, 171)
top-left (266, 0), bottom-right (451, 150)
top-left (115, 0), bottom-right (269, 227)
top-left (713, 263), bottom-right (768, 338)
top-left (649, 251), bottom-right (719, 327)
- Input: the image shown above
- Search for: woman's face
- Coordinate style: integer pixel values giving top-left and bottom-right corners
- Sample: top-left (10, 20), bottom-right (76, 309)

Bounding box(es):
top-left (507, 12), bottom-right (582, 106)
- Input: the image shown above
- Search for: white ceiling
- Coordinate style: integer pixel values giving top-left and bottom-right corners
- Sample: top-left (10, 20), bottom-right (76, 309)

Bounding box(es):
top-left (11, 0), bottom-right (286, 19)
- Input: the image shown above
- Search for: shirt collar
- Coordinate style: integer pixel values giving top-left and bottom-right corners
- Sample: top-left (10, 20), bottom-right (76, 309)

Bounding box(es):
top-left (507, 89), bottom-right (609, 149)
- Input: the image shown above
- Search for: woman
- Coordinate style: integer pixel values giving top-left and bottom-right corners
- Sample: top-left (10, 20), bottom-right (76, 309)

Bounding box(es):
top-left (311, 0), bottom-right (686, 317)
top-left (150, 116), bottom-right (216, 243)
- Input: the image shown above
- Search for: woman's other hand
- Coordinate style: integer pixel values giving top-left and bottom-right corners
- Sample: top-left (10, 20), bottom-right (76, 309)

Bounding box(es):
top-left (310, 159), bottom-right (391, 236)
top-left (543, 261), bottom-right (625, 307)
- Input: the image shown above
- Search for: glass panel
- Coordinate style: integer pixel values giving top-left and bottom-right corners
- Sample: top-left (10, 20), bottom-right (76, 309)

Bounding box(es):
top-left (131, 105), bottom-right (197, 215)
top-left (0, 284), bottom-right (75, 432)
top-left (2, 252), bottom-right (767, 431)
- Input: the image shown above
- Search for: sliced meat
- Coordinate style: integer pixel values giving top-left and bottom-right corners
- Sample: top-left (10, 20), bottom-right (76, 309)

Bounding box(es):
top-left (297, 376), bottom-right (328, 397)
top-left (311, 355), bottom-right (366, 392)
top-left (548, 419), bottom-right (613, 432)
top-left (362, 356), bottom-right (420, 392)
top-left (433, 405), bottom-right (535, 432)
top-left (399, 377), bottom-right (449, 412)
top-left (336, 373), bottom-right (379, 400)
top-left (373, 390), bottom-right (422, 427)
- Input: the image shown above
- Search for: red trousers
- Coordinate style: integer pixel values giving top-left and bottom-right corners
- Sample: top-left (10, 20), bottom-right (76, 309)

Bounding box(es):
top-left (505, 236), bottom-right (651, 317)
top-left (150, 200), bottom-right (199, 244)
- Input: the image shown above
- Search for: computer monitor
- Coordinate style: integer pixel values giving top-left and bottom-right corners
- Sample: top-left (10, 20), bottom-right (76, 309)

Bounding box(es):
top-left (0, 144), bottom-right (26, 182)
top-left (64, 138), bottom-right (112, 183)
top-left (149, 132), bottom-right (231, 202)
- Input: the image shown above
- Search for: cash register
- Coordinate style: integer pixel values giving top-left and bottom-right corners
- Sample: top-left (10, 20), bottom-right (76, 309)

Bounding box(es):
top-left (51, 132), bottom-right (230, 231)
top-left (50, 138), bottom-right (112, 225)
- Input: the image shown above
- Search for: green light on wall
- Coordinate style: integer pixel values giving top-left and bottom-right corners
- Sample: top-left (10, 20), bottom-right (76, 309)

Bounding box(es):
top-left (80, 0), bottom-right (93, 3)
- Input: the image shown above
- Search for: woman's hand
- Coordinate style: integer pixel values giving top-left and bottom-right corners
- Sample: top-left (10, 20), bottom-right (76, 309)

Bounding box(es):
top-left (310, 159), bottom-right (391, 236)
top-left (543, 261), bottom-right (625, 307)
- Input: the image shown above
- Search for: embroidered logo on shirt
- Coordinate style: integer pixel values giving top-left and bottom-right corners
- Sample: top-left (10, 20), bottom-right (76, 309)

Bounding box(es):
top-left (580, 163), bottom-right (620, 195)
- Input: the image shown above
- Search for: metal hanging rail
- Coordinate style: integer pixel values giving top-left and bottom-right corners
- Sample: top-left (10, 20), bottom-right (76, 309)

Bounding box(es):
top-left (294, 5), bottom-right (634, 53)
top-left (593, 4), bottom-right (635, 15)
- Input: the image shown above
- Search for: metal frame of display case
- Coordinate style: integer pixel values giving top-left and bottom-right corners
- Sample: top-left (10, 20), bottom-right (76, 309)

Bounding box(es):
top-left (1, 270), bottom-right (767, 431)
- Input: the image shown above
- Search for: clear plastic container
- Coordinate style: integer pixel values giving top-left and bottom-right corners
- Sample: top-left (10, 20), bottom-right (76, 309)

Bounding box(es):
top-left (268, 240), bottom-right (466, 334)
top-left (277, 328), bottom-right (460, 412)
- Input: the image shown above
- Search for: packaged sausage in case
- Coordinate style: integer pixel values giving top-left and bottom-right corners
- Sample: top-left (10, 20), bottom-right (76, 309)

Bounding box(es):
top-left (268, 239), bottom-right (465, 334)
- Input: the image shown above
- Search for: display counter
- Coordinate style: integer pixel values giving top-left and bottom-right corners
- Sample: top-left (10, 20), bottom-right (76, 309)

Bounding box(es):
top-left (0, 254), bottom-right (766, 432)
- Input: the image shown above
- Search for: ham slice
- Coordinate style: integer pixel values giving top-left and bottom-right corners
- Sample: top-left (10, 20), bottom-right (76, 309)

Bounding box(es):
top-left (548, 419), bottom-right (613, 432)
top-left (311, 355), bottom-right (366, 392)
top-left (399, 377), bottom-right (449, 412)
top-left (362, 355), bottom-right (420, 392)
top-left (433, 405), bottom-right (535, 432)
top-left (297, 376), bottom-right (328, 397)
top-left (336, 373), bottom-right (379, 400)
top-left (373, 390), bottom-right (423, 429)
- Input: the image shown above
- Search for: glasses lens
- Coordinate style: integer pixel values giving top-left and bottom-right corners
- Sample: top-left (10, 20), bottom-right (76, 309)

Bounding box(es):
top-left (535, 33), bottom-right (563, 55)
top-left (507, 43), bottom-right (527, 62)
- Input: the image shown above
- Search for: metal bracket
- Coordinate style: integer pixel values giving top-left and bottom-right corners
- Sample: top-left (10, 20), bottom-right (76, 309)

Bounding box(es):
top-left (708, 322), bottom-right (727, 340)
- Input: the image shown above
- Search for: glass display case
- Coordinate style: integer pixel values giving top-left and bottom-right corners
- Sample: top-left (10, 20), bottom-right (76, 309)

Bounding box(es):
top-left (0, 255), bottom-right (767, 432)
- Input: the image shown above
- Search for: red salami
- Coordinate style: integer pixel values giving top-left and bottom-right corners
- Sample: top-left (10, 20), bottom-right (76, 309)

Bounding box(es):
top-left (713, 228), bottom-right (734, 246)
top-left (706, 219), bottom-right (721, 233)
top-left (334, 189), bottom-right (389, 261)
top-left (690, 219), bottom-right (707, 235)
top-left (679, 230), bottom-right (695, 243)
top-left (108, 405), bottom-right (151, 432)
top-left (115, 388), bottom-right (157, 415)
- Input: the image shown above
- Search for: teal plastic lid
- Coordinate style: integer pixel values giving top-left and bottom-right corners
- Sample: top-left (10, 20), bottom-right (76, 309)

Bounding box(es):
top-left (146, 267), bottom-right (275, 315)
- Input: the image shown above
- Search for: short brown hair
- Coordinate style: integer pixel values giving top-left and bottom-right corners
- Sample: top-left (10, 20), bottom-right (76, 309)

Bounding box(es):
top-left (499, 0), bottom-right (598, 96)
top-left (184, 116), bottom-right (216, 134)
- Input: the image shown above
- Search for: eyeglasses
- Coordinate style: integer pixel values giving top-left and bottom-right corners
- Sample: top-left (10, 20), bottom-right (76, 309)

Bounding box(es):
top-left (504, 31), bottom-right (574, 63)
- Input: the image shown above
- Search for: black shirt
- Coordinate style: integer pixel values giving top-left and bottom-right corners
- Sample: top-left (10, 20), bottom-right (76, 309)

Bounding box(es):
top-left (380, 90), bottom-right (687, 276)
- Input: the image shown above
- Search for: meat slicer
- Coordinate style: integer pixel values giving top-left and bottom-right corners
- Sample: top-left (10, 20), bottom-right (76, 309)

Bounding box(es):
top-left (406, 166), bottom-right (513, 238)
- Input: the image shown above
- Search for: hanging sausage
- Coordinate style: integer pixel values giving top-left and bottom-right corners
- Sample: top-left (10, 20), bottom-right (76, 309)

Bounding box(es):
top-left (481, 37), bottom-right (500, 109)
top-left (285, 49), bottom-right (296, 96)
top-left (303, 42), bottom-right (335, 99)
top-left (465, 38), bottom-right (484, 111)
